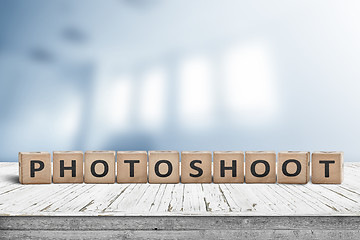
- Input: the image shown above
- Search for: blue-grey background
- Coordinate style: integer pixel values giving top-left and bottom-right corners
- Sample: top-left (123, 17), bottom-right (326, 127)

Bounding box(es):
top-left (1, 0), bottom-right (359, 161)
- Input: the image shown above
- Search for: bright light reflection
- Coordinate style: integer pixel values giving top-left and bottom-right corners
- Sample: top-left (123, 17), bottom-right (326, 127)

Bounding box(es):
top-left (223, 42), bottom-right (278, 125)
top-left (179, 56), bottom-right (213, 129)
top-left (139, 67), bottom-right (167, 130)
top-left (108, 76), bottom-right (133, 131)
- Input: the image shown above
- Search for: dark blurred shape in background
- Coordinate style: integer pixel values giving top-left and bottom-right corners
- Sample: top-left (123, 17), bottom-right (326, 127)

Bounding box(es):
top-left (62, 26), bottom-right (88, 44)
top-left (1, 0), bottom-right (360, 161)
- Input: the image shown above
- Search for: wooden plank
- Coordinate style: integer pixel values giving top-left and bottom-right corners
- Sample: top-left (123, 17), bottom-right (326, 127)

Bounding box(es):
top-left (1, 229), bottom-right (360, 240)
top-left (1, 216), bottom-right (360, 240)
top-left (1, 216), bottom-right (360, 230)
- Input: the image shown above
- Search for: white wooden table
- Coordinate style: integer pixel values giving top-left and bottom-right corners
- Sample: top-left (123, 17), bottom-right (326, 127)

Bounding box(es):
top-left (0, 162), bottom-right (359, 239)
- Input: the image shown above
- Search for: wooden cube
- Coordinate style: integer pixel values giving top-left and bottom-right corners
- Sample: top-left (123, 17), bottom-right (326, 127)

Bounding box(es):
top-left (312, 151), bottom-right (344, 184)
top-left (19, 152), bottom-right (51, 184)
top-left (148, 151), bottom-right (179, 183)
top-left (245, 151), bottom-right (276, 183)
top-left (84, 151), bottom-right (115, 183)
top-left (53, 151), bottom-right (83, 183)
top-left (277, 151), bottom-right (310, 184)
top-left (181, 151), bottom-right (212, 183)
top-left (117, 151), bottom-right (148, 183)
top-left (213, 151), bottom-right (244, 183)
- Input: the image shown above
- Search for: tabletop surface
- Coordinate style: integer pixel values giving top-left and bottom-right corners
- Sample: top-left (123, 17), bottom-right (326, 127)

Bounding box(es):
top-left (0, 162), bottom-right (359, 216)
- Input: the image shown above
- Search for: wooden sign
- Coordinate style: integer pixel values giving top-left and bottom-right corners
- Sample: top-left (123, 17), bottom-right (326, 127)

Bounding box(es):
top-left (213, 151), bottom-right (244, 183)
top-left (148, 151), bottom-right (180, 183)
top-left (84, 151), bottom-right (116, 184)
top-left (19, 152), bottom-right (51, 184)
top-left (245, 151), bottom-right (276, 183)
top-left (53, 151), bottom-right (83, 183)
top-left (18, 150), bottom-right (345, 184)
top-left (117, 151), bottom-right (148, 183)
top-left (277, 151), bottom-right (310, 184)
top-left (311, 151), bottom-right (344, 184)
top-left (181, 151), bottom-right (212, 183)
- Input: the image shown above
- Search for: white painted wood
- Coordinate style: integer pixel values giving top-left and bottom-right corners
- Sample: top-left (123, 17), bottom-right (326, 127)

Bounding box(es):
top-left (0, 162), bottom-right (360, 216)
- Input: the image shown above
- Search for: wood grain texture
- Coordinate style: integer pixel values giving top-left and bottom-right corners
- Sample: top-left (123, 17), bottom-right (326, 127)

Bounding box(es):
top-left (53, 151), bottom-right (83, 183)
top-left (213, 151), bottom-right (244, 183)
top-left (1, 162), bottom-right (360, 216)
top-left (148, 151), bottom-right (179, 184)
top-left (277, 151), bottom-right (310, 184)
top-left (117, 151), bottom-right (147, 183)
top-left (0, 216), bottom-right (359, 239)
top-left (18, 152), bottom-right (51, 184)
top-left (245, 151), bottom-right (276, 183)
top-left (312, 151), bottom-right (344, 184)
top-left (84, 151), bottom-right (115, 184)
top-left (181, 151), bottom-right (212, 183)
top-left (2, 229), bottom-right (360, 240)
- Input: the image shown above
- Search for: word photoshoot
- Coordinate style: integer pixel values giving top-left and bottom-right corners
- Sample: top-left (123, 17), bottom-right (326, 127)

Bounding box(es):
top-left (18, 151), bottom-right (344, 185)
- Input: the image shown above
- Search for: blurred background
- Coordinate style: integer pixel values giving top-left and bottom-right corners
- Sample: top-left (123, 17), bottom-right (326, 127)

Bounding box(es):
top-left (1, 0), bottom-right (360, 162)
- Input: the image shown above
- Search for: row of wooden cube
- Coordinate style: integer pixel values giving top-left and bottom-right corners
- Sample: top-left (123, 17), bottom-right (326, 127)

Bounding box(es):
top-left (18, 151), bottom-right (343, 184)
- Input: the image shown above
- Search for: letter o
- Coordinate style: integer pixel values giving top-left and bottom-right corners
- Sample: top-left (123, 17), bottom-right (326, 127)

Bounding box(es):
top-left (91, 160), bottom-right (109, 177)
top-left (250, 160), bottom-right (270, 177)
top-left (282, 159), bottom-right (301, 177)
top-left (155, 160), bottom-right (173, 177)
